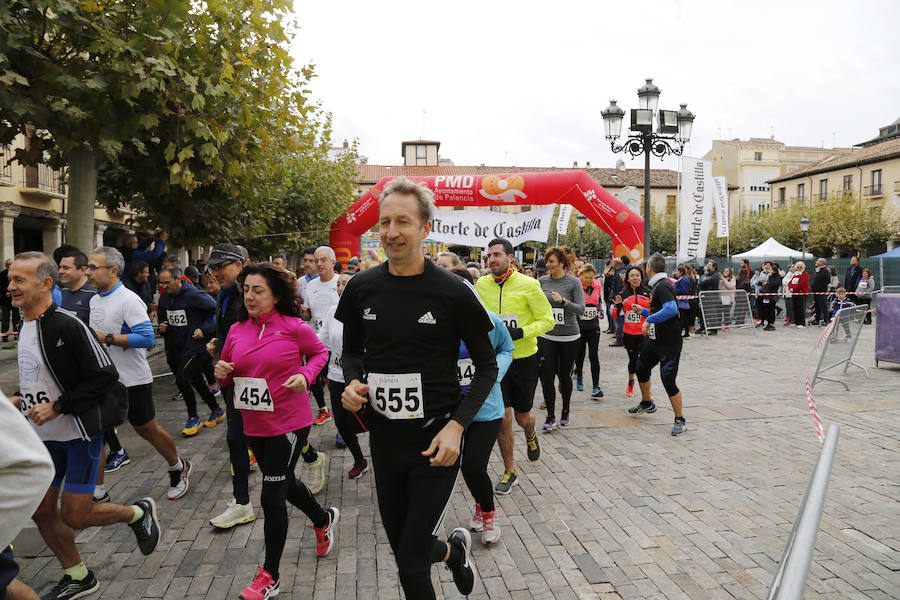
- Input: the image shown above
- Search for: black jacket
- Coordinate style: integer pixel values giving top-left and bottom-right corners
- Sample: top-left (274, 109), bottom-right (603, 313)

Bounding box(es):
top-left (215, 282), bottom-right (243, 343)
top-left (28, 304), bottom-right (124, 439)
top-left (844, 265), bottom-right (862, 292)
top-left (699, 270), bottom-right (721, 291)
top-left (810, 267), bottom-right (830, 293)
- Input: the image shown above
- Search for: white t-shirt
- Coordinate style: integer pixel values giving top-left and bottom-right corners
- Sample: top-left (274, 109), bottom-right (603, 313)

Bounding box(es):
top-left (90, 283), bottom-right (154, 387)
top-left (304, 275), bottom-right (338, 334)
top-left (17, 320), bottom-right (82, 441)
top-left (316, 305), bottom-right (344, 383)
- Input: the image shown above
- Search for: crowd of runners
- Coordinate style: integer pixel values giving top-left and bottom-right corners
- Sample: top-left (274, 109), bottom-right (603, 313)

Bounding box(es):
top-left (2, 176), bottom-right (688, 600)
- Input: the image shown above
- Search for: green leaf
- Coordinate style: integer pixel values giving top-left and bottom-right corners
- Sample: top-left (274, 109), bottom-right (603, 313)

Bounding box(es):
top-left (177, 145), bottom-right (194, 162)
top-left (164, 142), bottom-right (176, 162)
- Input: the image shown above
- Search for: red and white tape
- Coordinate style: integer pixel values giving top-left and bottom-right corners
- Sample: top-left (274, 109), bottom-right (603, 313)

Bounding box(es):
top-left (805, 375), bottom-right (825, 446)
top-left (812, 319), bottom-right (837, 350)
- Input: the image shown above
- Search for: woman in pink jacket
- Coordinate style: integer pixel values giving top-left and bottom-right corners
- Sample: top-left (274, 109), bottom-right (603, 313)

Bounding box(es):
top-left (215, 263), bottom-right (338, 600)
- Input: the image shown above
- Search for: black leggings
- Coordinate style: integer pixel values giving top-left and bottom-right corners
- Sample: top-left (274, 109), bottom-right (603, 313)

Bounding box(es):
top-left (105, 428), bottom-right (122, 454)
top-left (538, 337), bottom-right (579, 418)
top-left (370, 419), bottom-right (460, 599)
top-left (759, 298), bottom-right (776, 325)
top-left (575, 328), bottom-right (601, 387)
top-left (791, 295), bottom-right (807, 327)
top-left (678, 308), bottom-right (692, 335)
top-left (328, 379), bottom-right (364, 462)
top-left (248, 427), bottom-right (328, 581)
top-left (623, 333), bottom-right (644, 376)
top-left (223, 386), bottom-right (250, 505)
top-left (168, 350), bottom-right (219, 417)
top-left (461, 419), bottom-right (502, 513)
top-left (636, 343), bottom-right (682, 397)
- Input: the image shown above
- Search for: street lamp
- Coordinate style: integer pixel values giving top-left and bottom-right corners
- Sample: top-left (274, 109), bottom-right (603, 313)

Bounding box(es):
top-left (577, 213), bottom-right (587, 256)
top-left (800, 216), bottom-right (810, 258)
top-left (602, 79), bottom-right (695, 257)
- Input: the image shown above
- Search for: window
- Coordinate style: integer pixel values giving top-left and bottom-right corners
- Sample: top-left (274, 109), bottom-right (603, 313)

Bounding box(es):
top-left (797, 183), bottom-right (805, 201)
top-left (818, 178), bottom-right (827, 201)
top-left (779, 187), bottom-right (786, 205)
top-left (0, 145), bottom-right (11, 183)
top-left (843, 174), bottom-right (853, 191)
top-left (754, 152), bottom-right (762, 161)
top-left (866, 170), bottom-right (883, 197)
top-left (873, 169), bottom-right (882, 188)
top-left (415, 145), bottom-right (427, 159)
top-left (666, 195), bottom-right (676, 214)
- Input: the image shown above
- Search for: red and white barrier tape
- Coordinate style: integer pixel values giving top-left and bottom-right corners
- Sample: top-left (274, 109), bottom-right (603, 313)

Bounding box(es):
top-left (812, 319), bottom-right (837, 350)
top-left (672, 289), bottom-right (884, 300)
top-left (805, 375), bottom-right (825, 446)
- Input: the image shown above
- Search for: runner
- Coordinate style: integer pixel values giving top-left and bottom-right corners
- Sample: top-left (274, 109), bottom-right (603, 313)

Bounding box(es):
top-left (8, 252), bottom-right (160, 600)
top-left (215, 263), bottom-right (338, 600)
top-left (610, 266), bottom-right (651, 397)
top-left (575, 264), bottom-right (603, 398)
top-left (476, 237), bottom-right (553, 494)
top-left (87, 247), bottom-right (192, 499)
top-left (447, 267), bottom-right (513, 545)
top-left (157, 266), bottom-right (223, 437)
top-left (338, 177), bottom-right (498, 598)
top-left (296, 247), bottom-right (318, 300)
top-left (538, 246), bottom-right (584, 430)
top-left (627, 254), bottom-right (688, 436)
top-left (316, 272), bottom-right (368, 479)
top-left (299, 246), bottom-right (338, 426)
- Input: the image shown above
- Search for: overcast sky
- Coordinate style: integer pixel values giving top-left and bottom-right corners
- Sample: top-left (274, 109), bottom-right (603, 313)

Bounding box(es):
top-left (290, 0), bottom-right (900, 172)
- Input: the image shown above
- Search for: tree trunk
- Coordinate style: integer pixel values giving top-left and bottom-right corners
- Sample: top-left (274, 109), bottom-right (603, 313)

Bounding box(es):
top-left (66, 147), bottom-right (98, 253)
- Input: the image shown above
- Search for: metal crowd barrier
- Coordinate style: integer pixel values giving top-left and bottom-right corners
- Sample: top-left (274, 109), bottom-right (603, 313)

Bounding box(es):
top-left (811, 304), bottom-right (869, 390)
top-left (698, 289), bottom-right (756, 335)
top-left (766, 424), bottom-right (840, 600)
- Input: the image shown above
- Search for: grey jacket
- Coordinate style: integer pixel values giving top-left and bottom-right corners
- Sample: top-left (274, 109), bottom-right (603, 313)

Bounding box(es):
top-left (539, 273), bottom-right (585, 338)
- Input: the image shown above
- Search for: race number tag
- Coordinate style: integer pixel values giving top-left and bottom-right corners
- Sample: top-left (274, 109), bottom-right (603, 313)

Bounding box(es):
top-left (457, 358), bottom-right (474, 387)
top-left (167, 309), bottom-right (187, 327)
top-left (499, 313), bottom-right (519, 329)
top-left (20, 382), bottom-right (52, 416)
top-left (367, 372), bottom-right (424, 420)
top-left (330, 351), bottom-right (343, 371)
top-left (581, 306), bottom-right (598, 320)
top-left (233, 377), bottom-right (274, 412)
top-left (552, 307), bottom-right (565, 325)
top-left (648, 323), bottom-right (657, 340)
top-left (313, 318), bottom-right (324, 333)
top-left (625, 310), bottom-right (642, 323)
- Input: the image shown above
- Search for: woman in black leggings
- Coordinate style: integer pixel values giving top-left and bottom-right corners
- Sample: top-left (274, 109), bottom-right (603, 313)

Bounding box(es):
top-left (610, 267), bottom-right (651, 398)
top-left (575, 264), bottom-right (603, 398)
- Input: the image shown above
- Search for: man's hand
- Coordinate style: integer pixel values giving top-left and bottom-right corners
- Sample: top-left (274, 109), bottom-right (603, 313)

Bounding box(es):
top-left (192, 328), bottom-right (203, 340)
top-left (342, 379), bottom-right (369, 412)
top-left (9, 395), bottom-right (22, 408)
top-left (206, 337), bottom-right (218, 354)
top-left (300, 305), bottom-right (311, 321)
top-left (282, 373), bottom-right (308, 393)
top-left (158, 231), bottom-right (168, 241)
top-left (92, 329), bottom-right (104, 343)
top-left (641, 321), bottom-right (650, 336)
top-left (421, 420), bottom-right (464, 466)
top-left (29, 403), bottom-right (59, 426)
top-left (158, 321), bottom-right (168, 334)
top-left (214, 360), bottom-right (235, 380)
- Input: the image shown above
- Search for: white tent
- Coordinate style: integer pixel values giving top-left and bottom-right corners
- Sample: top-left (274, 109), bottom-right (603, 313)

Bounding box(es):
top-left (732, 237), bottom-right (813, 260)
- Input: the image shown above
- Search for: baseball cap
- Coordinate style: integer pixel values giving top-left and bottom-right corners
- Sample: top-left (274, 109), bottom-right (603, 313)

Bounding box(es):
top-left (207, 243), bottom-right (244, 265)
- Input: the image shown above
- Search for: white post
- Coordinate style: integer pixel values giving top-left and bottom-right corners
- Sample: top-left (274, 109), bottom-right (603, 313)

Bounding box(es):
top-left (1, 208), bottom-right (19, 261)
top-left (93, 224), bottom-right (108, 249)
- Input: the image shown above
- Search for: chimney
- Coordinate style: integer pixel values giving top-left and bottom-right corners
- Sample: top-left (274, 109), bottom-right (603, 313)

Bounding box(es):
top-left (573, 161), bottom-right (578, 168)
top-left (342, 139), bottom-right (349, 149)
top-left (585, 161), bottom-right (591, 168)
top-left (616, 159), bottom-right (626, 171)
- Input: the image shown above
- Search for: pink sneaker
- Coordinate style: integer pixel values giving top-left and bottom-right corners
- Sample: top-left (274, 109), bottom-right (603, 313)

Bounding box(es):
top-left (469, 503), bottom-right (483, 531)
top-left (313, 507), bottom-right (340, 557)
top-left (239, 567), bottom-right (279, 600)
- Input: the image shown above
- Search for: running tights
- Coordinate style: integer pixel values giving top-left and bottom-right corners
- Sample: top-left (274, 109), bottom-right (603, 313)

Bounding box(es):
top-left (575, 329), bottom-right (601, 387)
top-left (328, 379), bottom-right (364, 462)
top-left (461, 419), bottom-right (502, 513)
top-left (623, 333), bottom-right (644, 375)
top-left (248, 427), bottom-right (328, 582)
top-left (538, 337), bottom-right (580, 418)
top-left (171, 352), bottom-right (219, 418)
top-left (223, 387), bottom-right (250, 505)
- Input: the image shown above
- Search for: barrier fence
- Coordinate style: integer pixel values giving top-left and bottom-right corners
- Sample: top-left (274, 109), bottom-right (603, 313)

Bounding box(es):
top-left (697, 290), bottom-right (755, 334)
top-left (810, 304), bottom-right (869, 390)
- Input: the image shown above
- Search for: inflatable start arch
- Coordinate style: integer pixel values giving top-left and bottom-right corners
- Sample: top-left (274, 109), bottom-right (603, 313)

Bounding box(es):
top-left (329, 170), bottom-right (644, 263)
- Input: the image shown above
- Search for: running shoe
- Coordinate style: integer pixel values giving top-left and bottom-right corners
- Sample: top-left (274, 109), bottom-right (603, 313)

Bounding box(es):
top-left (671, 418), bottom-right (687, 436)
top-left (495, 469), bottom-right (518, 495)
top-left (627, 401), bottom-right (657, 415)
top-left (526, 432), bottom-right (540, 461)
top-left (764, 325), bottom-right (775, 331)
top-left (626, 380), bottom-right (635, 397)
top-left (542, 416), bottom-right (556, 432)
top-left (559, 411), bottom-right (570, 426)
top-left (481, 509), bottom-right (501, 545)
top-left (539, 401), bottom-right (546, 410)
top-left (92, 491), bottom-right (110, 504)
top-left (208, 383), bottom-right (220, 394)
top-left (129, 497), bottom-right (160, 555)
top-left (576, 376), bottom-right (584, 391)
top-left (313, 408), bottom-right (332, 425)
top-left (469, 503), bottom-right (483, 531)
top-left (168, 459), bottom-right (192, 500)
top-left (335, 433), bottom-right (346, 448)
top-left (41, 571), bottom-right (99, 600)
top-left (104, 448), bottom-right (131, 472)
top-left (796, 325), bottom-right (805, 329)
top-left (239, 567), bottom-right (279, 600)
top-left (249, 448), bottom-right (258, 471)
top-left (609, 341), bottom-right (624, 347)
top-left (181, 415), bottom-right (202, 437)
top-left (306, 452), bottom-right (327, 495)
top-left (313, 507), bottom-right (340, 557)
top-left (591, 386), bottom-right (604, 399)
top-left (348, 458), bottom-right (369, 480)
top-left (210, 499), bottom-right (255, 529)
top-left (446, 527), bottom-right (477, 595)
top-left (204, 407), bottom-right (225, 427)
top-left (172, 392), bottom-right (183, 402)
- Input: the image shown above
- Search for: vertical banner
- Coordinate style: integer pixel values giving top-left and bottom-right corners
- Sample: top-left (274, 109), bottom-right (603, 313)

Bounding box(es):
top-left (556, 204), bottom-right (572, 235)
top-left (677, 157), bottom-right (712, 261)
top-left (713, 175), bottom-right (729, 238)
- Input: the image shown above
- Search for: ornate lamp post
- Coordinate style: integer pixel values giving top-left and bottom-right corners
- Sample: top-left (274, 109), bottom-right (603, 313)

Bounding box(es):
top-left (602, 79), bottom-right (695, 256)
top-left (577, 213), bottom-right (587, 256)
top-left (800, 216), bottom-right (810, 258)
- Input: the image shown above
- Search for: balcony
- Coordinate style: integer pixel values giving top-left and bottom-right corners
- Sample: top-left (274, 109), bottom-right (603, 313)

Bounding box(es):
top-left (19, 164), bottom-right (67, 200)
top-left (863, 184), bottom-right (883, 198)
top-left (812, 193), bottom-right (828, 203)
top-left (773, 199), bottom-right (786, 209)
top-left (790, 195), bottom-right (806, 205)
top-left (0, 146), bottom-right (12, 185)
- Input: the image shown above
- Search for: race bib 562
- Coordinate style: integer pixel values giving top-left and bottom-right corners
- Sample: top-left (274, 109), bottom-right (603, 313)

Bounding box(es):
top-left (167, 309), bottom-right (187, 327)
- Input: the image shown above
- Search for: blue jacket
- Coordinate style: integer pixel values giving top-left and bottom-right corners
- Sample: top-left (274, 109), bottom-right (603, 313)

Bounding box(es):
top-left (158, 282), bottom-right (216, 357)
top-left (673, 276), bottom-right (691, 310)
top-left (459, 311), bottom-right (514, 422)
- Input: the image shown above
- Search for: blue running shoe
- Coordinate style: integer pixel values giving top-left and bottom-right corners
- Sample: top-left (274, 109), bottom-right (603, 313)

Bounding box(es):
top-left (591, 385), bottom-right (604, 399)
top-left (671, 418), bottom-right (687, 436)
top-left (182, 415), bottom-right (202, 437)
top-left (105, 448), bottom-right (131, 472)
top-left (205, 407), bottom-right (225, 427)
top-left (335, 433), bottom-right (346, 448)
top-left (576, 376), bottom-right (584, 391)
top-left (627, 401), bottom-right (657, 415)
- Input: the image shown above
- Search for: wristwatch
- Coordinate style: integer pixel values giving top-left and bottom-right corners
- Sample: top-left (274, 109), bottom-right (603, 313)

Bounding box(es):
top-left (105, 333), bottom-right (115, 347)
top-left (53, 400), bottom-right (63, 414)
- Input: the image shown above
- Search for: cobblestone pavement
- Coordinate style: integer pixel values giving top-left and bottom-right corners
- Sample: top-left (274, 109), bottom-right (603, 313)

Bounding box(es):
top-left (4, 323), bottom-right (899, 599)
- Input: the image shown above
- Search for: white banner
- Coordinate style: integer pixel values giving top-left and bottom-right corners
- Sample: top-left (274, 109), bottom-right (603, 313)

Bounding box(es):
top-left (428, 205), bottom-right (556, 248)
top-left (677, 157), bottom-right (712, 261)
top-left (712, 175), bottom-right (729, 238)
top-left (556, 204), bottom-right (572, 235)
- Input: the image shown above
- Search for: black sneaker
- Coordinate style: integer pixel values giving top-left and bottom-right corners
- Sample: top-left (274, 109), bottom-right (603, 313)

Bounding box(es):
top-left (41, 571), bottom-right (99, 600)
top-left (446, 527), bottom-right (477, 596)
top-left (129, 497), bottom-right (160, 555)
top-left (627, 401), bottom-right (657, 415)
top-left (525, 432), bottom-right (540, 461)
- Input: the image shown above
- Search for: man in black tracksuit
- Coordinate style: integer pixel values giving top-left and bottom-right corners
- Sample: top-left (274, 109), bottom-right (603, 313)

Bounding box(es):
top-left (809, 258), bottom-right (830, 325)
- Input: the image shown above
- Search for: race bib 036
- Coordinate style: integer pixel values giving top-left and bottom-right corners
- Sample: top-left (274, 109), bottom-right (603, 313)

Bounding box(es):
top-left (367, 372), bottom-right (424, 420)
top-left (20, 382), bottom-right (52, 416)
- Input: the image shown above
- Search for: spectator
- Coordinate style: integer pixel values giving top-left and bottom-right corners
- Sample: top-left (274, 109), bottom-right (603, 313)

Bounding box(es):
top-left (698, 261), bottom-right (721, 334)
top-left (0, 258), bottom-right (20, 341)
top-left (830, 287), bottom-right (856, 340)
top-left (123, 260), bottom-right (154, 314)
top-left (809, 258), bottom-right (830, 325)
top-left (788, 261), bottom-right (810, 328)
top-left (759, 262), bottom-right (780, 330)
top-left (844, 256), bottom-right (863, 300)
top-left (856, 268), bottom-right (876, 324)
top-left (719, 267), bottom-right (736, 329)
top-left (782, 264), bottom-right (796, 326)
top-left (602, 260), bottom-right (616, 334)
top-left (673, 265), bottom-right (692, 337)
top-left (119, 230), bottom-right (167, 276)
top-left (827, 266), bottom-right (840, 293)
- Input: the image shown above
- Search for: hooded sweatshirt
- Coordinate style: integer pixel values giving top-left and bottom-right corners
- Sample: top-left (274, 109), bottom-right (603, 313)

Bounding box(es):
top-left (158, 281), bottom-right (216, 357)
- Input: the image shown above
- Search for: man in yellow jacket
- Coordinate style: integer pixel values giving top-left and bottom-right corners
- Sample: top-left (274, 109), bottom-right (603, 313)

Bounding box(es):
top-left (476, 238), bottom-right (554, 494)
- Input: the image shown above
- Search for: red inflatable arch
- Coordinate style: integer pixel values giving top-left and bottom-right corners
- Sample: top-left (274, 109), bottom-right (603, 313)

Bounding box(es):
top-left (329, 170), bottom-right (644, 264)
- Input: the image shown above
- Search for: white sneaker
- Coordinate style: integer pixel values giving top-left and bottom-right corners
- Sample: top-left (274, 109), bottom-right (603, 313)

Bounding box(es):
top-left (469, 503), bottom-right (483, 532)
top-left (210, 499), bottom-right (255, 529)
top-left (481, 510), bottom-right (501, 544)
top-left (796, 325), bottom-right (805, 329)
top-left (306, 452), bottom-right (327, 495)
